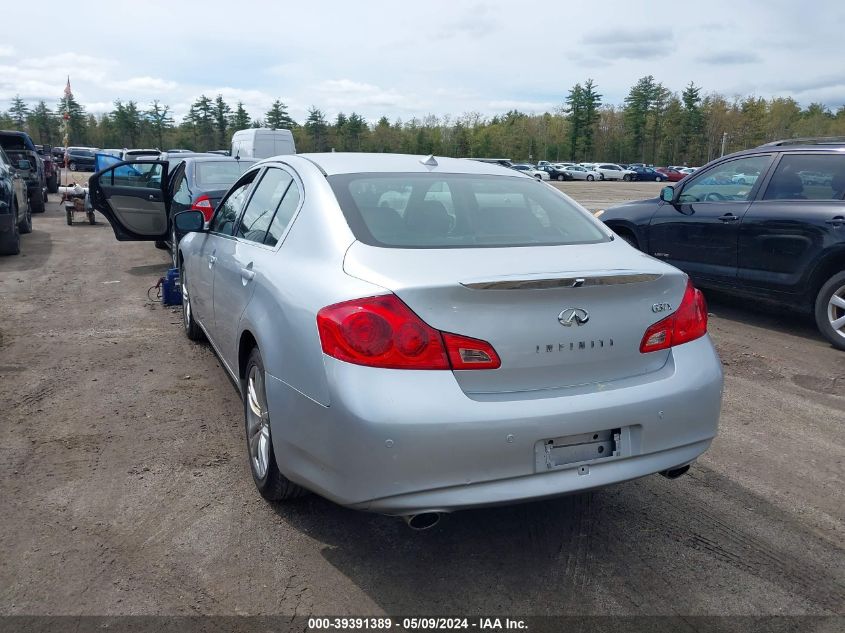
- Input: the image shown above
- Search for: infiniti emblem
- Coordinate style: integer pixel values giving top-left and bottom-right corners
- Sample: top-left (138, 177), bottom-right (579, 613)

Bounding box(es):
top-left (558, 307), bottom-right (590, 326)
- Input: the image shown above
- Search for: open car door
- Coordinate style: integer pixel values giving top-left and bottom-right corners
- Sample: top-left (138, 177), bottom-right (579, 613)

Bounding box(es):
top-left (89, 160), bottom-right (169, 241)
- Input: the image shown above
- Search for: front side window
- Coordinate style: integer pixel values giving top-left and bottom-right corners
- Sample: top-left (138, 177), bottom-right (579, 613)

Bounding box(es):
top-left (105, 162), bottom-right (163, 188)
top-left (237, 168), bottom-right (293, 243)
top-left (329, 173), bottom-right (607, 248)
top-left (679, 155), bottom-right (773, 203)
top-left (762, 154), bottom-right (845, 201)
top-left (209, 176), bottom-right (255, 235)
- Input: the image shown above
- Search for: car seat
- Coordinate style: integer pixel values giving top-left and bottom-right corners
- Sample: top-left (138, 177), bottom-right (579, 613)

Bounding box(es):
top-left (766, 171), bottom-right (806, 199)
top-left (404, 200), bottom-right (452, 238)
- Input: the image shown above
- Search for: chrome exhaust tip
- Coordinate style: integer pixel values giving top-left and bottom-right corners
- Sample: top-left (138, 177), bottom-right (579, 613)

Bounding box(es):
top-left (403, 512), bottom-right (442, 530)
top-left (660, 464), bottom-right (691, 479)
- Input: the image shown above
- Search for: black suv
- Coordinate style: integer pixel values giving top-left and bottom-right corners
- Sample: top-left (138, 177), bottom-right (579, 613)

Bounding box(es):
top-left (599, 138), bottom-right (845, 350)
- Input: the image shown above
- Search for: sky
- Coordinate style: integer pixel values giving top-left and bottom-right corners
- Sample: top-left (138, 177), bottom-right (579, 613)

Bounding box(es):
top-left (0, 0), bottom-right (842, 124)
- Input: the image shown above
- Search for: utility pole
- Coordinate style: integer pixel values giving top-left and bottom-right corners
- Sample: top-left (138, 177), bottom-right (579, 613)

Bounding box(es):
top-left (720, 132), bottom-right (728, 157)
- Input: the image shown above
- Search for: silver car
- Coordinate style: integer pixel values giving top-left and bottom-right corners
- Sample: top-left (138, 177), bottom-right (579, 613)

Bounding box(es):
top-left (90, 154), bottom-right (723, 528)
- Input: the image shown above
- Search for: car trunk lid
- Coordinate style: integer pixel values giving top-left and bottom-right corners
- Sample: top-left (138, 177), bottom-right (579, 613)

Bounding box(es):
top-left (343, 241), bottom-right (685, 395)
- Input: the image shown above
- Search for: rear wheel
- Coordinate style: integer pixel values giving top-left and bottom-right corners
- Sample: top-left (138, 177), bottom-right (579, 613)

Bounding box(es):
top-left (815, 271), bottom-right (845, 351)
top-left (586, 174), bottom-right (594, 181)
top-left (30, 188), bottom-right (45, 213)
top-left (0, 201), bottom-right (21, 255)
top-left (655, 176), bottom-right (664, 182)
top-left (243, 347), bottom-right (307, 501)
top-left (556, 174), bottom-right (565, 181)
top-left (68, 161), bottom-right (77, 172)
top-left (180, 261), bottom-right (204, 341)
top-left (18, 197), bottom-right (32, 234)
top-left (623, 174), bottom-right (632, 182)
top-left (599, 173), bottom-right (605, 181)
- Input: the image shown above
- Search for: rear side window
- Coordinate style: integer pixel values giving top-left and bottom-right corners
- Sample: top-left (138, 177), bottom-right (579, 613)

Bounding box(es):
top-left (195, 160), bottom-right (255, 186)
top-left (762, 154), bottom-right (845, 201)
top-left (264, 180), bottom-right (301, 247)
top-left (329, 173), bottom-right (607, 248)
top-left (237, 168), bottom-right (292, 243)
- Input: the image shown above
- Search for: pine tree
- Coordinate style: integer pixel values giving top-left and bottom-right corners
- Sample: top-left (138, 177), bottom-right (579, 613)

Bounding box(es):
top-left (304, 107), bottom-right (329, 151)
top-left (112, 100), bottom-right (143, 147)
top-left (679, 82), bottom-right (703, 164)
top-left (8, 95), bottom-right (29, 130)
top-left (186, 95), bottom-right (215, 150)
top-left (212, 95), bottom-right (232, 148)
top-left (146, 100), bottom-right (173, 150)
top-left (345, 113), bottom-right (367, 152)
top-left (624, 75), bottom-right (659, 162)
top-left (28, 101), bottom-right (58, 144)
top-left (265, 100), bottom-right (295, 130)
top-left (230, 102), bottom-right (251, 132)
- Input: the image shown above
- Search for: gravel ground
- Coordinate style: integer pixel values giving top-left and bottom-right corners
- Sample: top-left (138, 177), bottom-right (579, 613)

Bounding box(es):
top-left (0, 183), bottom-right (842, 618)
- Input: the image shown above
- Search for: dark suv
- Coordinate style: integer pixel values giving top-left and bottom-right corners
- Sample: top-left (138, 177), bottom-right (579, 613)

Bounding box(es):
top-left (599, 138), bottom-right (845, 350)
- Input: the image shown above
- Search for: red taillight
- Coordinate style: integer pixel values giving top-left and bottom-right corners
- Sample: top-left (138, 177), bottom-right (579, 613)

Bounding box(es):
top-left (316, 295), bottom-right (500, 370)
top-left (191, 195), bottom-right (214, 222)
top-left (640, 280), bottom-right (708, 353)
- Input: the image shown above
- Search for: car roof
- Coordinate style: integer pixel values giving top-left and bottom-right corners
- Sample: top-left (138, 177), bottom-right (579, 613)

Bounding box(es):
top-left (285, 152), bottom-right (524, 177)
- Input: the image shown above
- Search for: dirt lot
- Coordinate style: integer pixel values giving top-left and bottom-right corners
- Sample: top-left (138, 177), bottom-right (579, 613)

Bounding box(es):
top-left (0, 182), bottom-right (843, 619)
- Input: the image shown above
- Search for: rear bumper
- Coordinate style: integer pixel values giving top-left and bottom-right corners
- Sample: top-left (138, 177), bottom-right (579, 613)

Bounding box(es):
top-left (264, 335), bottom-right (723, 515)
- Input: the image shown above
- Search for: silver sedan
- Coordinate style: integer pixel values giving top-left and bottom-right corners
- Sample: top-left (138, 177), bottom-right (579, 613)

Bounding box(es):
top-left (91, 154), bottom-right (723, 528)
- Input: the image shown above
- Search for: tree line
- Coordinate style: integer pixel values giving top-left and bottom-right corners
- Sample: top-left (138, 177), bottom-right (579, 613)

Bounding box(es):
top-left (2, 75), bottom-right (844, 166)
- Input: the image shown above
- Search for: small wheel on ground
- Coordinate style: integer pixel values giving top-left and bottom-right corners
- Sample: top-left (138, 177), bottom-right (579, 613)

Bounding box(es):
top-left (815, 271), bottom-right (845, 351)
top-left (66, 208), bottom-right (73, 225)
top-left (180, 262), bottom-right (204, 341)
top-left (87, 212), bottom-right (96, 225)
top-left (243, 347), bottom-right (308, 502)
top-left (586, 175), bottom-right (594, 181)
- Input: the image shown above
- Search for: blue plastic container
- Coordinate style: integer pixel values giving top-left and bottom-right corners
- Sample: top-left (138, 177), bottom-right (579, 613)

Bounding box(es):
top-left (161, 267), bottom-right (182, 306)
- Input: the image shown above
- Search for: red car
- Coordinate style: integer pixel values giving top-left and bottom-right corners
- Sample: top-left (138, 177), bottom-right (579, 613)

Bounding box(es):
top-left (656, 167), bottom-right (685, 182)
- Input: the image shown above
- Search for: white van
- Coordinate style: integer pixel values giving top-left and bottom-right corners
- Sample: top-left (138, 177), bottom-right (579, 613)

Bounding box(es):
top-left (230, 128), bottom-right (296, 160)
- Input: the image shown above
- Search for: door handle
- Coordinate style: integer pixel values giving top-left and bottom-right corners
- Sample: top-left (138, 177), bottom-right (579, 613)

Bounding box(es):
top-left (719, 213), bottom-right (739, 222)
top-left (148, 194), bottom-right (156, 200)
top-left (241, 263), bottom-right (255, 283)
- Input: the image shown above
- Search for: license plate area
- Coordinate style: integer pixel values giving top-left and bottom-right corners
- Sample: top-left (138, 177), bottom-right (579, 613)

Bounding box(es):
top-left (535, 428), bottom-right (624, 472)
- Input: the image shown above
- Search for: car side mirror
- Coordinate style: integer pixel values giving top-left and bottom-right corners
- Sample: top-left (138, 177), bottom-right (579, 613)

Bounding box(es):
top-left (660, 186), bottom-right (676, 203)
top-left (173, 210), bottom-right (206, 234)
top-left (17, 160), bottom-right (32, 170)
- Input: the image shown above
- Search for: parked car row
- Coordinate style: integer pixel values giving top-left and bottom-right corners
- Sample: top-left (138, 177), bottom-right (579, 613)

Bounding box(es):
top-left (0, 146), bottom-right (34, 255)
top-left (0, 130), bottom-right (48, 214)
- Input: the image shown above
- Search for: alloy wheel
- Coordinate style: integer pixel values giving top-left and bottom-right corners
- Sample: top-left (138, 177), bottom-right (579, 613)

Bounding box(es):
top-left (182, 269), bottom-right (192, 331)
top-left (246, 365), bottom-right (271, 480)
top-left (828, 283), bottom-right (845, 342)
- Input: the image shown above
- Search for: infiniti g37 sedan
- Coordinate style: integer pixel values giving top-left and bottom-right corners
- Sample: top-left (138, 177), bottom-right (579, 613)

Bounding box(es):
top-left (89, 154), bottom-right (723, 525)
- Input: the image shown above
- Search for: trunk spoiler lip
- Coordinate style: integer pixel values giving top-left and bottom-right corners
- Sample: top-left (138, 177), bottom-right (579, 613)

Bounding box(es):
top-left (459, 272), bottom-right (663, 290)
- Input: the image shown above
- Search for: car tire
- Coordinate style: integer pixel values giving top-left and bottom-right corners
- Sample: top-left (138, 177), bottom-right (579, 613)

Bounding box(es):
top-left (47, 174), bottom-right (58, 193)
top-left (180, 261), bottom-right (204, 341)
top-left (0, 201), bottom-right (21, 255)
top-left (815, 271), bottom-right (845, 351)
top-left (655, 176), bottom-right (664, 182)
top-left (623, 174), bottom-right (632, 181)
top-left (243, 346), bottom-right (308, 502)
top-left (18, 197), bottom-right (32, 234)
top-left (557, 174), bottom-right (564, 181)
top-left (599, 173), bottom-right (605, 181)
top-left (68, 161), bottom-right (77, 172)
top-left (30, 188), bottom-right (45, 213)
top-left (586, 175), bottom-right (594, 181)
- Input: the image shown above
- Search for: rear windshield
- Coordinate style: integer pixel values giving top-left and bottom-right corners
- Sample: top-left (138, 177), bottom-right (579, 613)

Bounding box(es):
top-left (195, 160), bottom-right (255, 186)
top-left (329, 173), bottom-right (608, 248)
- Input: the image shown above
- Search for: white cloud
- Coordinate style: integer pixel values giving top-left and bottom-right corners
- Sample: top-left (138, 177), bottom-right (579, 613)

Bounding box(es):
top-left (0, 45), bottom-right (14, 57)
top-left (110, 77), bottom-right (179, 93)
